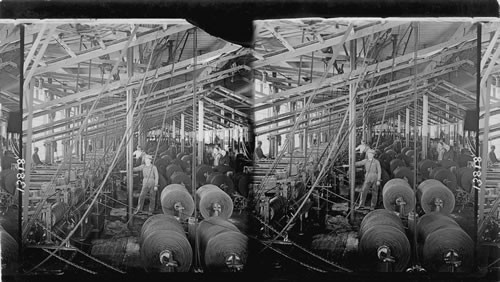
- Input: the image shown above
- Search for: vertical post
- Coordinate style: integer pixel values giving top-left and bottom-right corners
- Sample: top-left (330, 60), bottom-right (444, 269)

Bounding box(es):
top-left (406, 107), bottom-right (410, 147)
top-left (198, 100), bottom-right (204, 165)
top-left (445, 104), bottom-right (450, 142)
top-left (79, 104), bottom-right (84, 161)
top-left (304, 98), bottom-right (308, 159)
top-left (479, 77), bottom-right (491, 222)
top-left (23, 81), bottom-right (35, 235)
top-left (362, 104), bottom-right (366, 143)
top-left (172, 119), bottom-right (176, 141)
top-left (398, 114), bottom-right (401, 135)
top-left (349, 39), bottom-right (356, 222)
top-left (126, 45), bottom-right (134, 219)
top-left (422, 94), bottom-right (429, 160)
top-left (18, 25), bottom-right (24, 250)
top-left (181, 113), bottom-right (185, 152)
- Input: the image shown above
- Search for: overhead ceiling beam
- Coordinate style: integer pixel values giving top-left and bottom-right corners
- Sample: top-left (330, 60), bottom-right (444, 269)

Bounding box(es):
top-left (263, 22), bottom-right (295, 51)
top-left (52, 33), bottom-right (77, 58)
top-left (31, 24), bottom-right (194, 76)
top-left (480, 26), bottom-right (500, 71)
top-left (426, 90), bottom-right (468, 111)
top-left (438, 80), bottom-right (476, 101)
top-left (255, 60), bottom-right (467, 122)
top-left (203, 96), bottom-right (248, 118)
top-left (23, 23), bottom-right (47, 73)
top-left (27, 87), bottom-right (213, 135)
top-left (30, 63), bottom-right (248, 121)
top-left (29, 42), bottom-right (242, 112)
top-left (253, 21), bottom-right (404, 68)
top-left (253, 26), bottom-right (479, 106)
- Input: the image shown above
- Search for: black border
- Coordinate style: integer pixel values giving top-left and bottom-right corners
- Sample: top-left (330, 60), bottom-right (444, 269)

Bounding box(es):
top-left (2, 0), bottom-right (499, 281)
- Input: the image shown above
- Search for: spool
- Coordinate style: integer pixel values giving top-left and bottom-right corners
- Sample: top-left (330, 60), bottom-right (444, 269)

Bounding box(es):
top-left (181, 155), bottom-right (192, 164)
top-left (176, 152), bottom-right (186, 160)
top-left (160, 184), bottom-right (195, 219)
top-left (378, 153), bottom-right (392, 172)
top-left (439, 160), bottom-right (458, 170)
top-left (401, 147), bottom-right (411, 156)
top-left (359, 209), bottom-right (405, 238)
top-left (158, 155), bottom-right (173, 167)
top-left (196, 184), bottom-right (233, 219)
top-left (457, 167), bottom-right (473, 193)
top-left (389, 159), bottom-right (406, 175)
top-left (140, 215), bottom-right (192, 272)
top-left (158, 174), bottom-right (168, 194)
top-left (236, 174), bottom-right (250, 197)
top-left (418, 160), bottom-right (437, 180)
top-left (51, 202), bottom-right (68, 226)
top-left (0, 169), bottom-right (17, 195)
top-left (166, 147), bottom-right (177, 160)
top-left (429, 167), bottom-right (447, 180)
top-left (170, 171), bottom-right (192, 189)
top-left (392, 167), bottom-right (415, 188)
top-left (140, 214), bottom-right (185, 244)
top-left (432, 168), bottom-right (457, 193)
top-left (385, 149), bottom-right (396, 159)
top-left (382, 179), bottom-right (415, 216)
top-left (197, 217), bottom-right (247, 271)
top-left (416, 212), bottom-right (459, 242)
top-left (214, 165), bottom-right (234, 174)
top-left (405, 150), bottom-right (415, 158)
top-left (422, 227), bottom-right (474, 272)
top-left (417, 179), bottom-right (455, 214)
top-left (166, 164), bottom-right (183, 179)
top-left (359, 225), bottom-right (411, 272)
top-left (196, 165), bottom-right (214, 186)
top-left (0, 225), bottom-right (18, 268)
top-left (269, 196), bottom-right (287, 221)
top-left (172, 159), bottom-right (188, 171)
top-left (210, 174), bottom-right (235, 195)
top-left (207, 172), bottom-right (223, 184)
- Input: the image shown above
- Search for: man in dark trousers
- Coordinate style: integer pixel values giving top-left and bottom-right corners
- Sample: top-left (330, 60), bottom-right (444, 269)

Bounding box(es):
top-left (355, 149), bottom-right (382, 210)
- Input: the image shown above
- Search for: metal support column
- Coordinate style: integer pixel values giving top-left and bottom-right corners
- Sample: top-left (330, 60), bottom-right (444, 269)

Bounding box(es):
top-left (422, 94), bottom-right (429, 160)
top-left (181, 113), bottom-right (185, 152)
top-left (479, 77), bottom-right (492, 221)
top-left (406, 107), bottom-right (410, 146)
top-left (172, 119), bottom-right (176, 142)
top-left (23, 81), bottom-right (34, 233)
top-left (198, 100), bottom-right (204, 165)
top-left (349, 39), bottom-right (357, 222)
top-left (126, 46), bottom-right (134, 219)
top-left (398, 114), bottom-right (401, 135)
top-left (445, 104), bottom-right (451, 142)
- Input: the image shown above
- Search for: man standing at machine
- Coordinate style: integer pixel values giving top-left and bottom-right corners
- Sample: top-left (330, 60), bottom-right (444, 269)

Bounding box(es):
top-left (489, 145), bottom-right (499, 164)
top-left (133, 154), bottom-right (159, 214)
top-left (254, 140), bottom-right (267, 160)
top-left (32, 147), bottom-right (44, 166)
top-left (355, 149), bottom-right (382, 210)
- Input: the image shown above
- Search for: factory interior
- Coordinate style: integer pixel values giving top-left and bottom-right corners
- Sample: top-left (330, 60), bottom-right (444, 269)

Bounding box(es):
top-left (0, 18), bottom-right (498, 277)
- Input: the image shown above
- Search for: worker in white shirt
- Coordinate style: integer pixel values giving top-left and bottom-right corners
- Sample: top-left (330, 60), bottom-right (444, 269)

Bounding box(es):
top-left (213, 146), bottom-right (222, 166)
top-left (356, 140), bottom-right (370, 159)
top-left (133, 145), bottom-right (144, 166)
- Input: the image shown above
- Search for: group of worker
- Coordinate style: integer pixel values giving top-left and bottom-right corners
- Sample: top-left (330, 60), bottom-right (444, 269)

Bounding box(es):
top-left (131, 141), bottom-right (249, 214)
